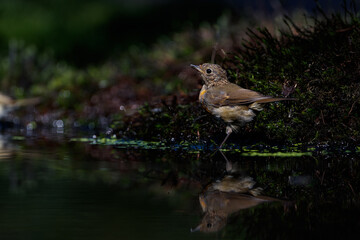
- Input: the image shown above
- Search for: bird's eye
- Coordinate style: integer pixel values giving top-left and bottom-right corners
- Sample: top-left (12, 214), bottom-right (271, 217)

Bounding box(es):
top-left (206, 69), bottom-right (212, 74)
top-left (207, 223), bottom-right (212, 228)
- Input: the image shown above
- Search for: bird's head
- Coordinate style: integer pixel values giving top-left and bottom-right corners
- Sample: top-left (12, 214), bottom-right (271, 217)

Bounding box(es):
top-left (191, 63), bottom-right (228, 87)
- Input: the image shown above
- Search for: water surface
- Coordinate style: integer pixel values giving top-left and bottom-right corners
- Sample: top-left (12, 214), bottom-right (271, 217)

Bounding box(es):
top-left (0, 133), bottom-right (359, 239)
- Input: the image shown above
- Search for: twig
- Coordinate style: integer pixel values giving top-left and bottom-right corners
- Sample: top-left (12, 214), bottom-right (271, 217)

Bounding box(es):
top-left (347, 182), bottom-right (356, 197)
top-left (211, 27), bottom-right (220, 64)
top-left (211, 42), bottom-right (218, 64)
top-left (320, 110), bottom-right (325, 124)
top-left (348, 99), bottom-right (358, 116)
top-left (320, 170), bottom-right (325, 185)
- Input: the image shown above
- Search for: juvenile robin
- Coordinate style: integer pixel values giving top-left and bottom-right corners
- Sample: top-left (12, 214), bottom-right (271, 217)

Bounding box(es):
top-left (191, 63), bottom-right (295, 148)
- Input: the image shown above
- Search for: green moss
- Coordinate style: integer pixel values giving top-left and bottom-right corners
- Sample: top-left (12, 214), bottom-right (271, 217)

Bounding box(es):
top-left (213, 6), bottom-right (360, 144)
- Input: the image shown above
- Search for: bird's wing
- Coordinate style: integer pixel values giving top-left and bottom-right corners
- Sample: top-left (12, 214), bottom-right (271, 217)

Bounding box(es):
top-left (204, 83), bottom-right (275, 107)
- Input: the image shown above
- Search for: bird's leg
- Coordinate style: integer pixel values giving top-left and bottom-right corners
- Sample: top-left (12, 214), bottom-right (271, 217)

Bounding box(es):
top-left (219, 150), bottom-right (233, 173)
top-left (219, 126), bottom-right (232, 149)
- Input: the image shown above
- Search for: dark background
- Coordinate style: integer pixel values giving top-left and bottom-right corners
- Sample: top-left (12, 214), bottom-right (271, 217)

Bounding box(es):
top-left (0, 0), bottom-right (348, 66)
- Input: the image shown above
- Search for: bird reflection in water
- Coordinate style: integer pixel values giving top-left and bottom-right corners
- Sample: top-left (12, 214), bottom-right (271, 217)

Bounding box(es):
top-left (0, 134), bottom-right (15, 160)
top-left (192, 151), bottom-right (290, 233)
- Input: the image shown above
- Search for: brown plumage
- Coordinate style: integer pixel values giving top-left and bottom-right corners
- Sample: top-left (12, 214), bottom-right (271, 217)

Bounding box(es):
top-left (191, 63), bottom-right (296, 148)
top-left (191, 174), bottom-right (286, 233)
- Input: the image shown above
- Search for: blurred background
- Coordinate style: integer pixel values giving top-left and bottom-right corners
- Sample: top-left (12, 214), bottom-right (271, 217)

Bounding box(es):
top-left (0, 0), bottom-right (344, 66)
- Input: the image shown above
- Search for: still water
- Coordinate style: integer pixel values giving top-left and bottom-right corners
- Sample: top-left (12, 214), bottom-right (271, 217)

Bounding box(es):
top-left (0, 132), bottom-right (359, 239)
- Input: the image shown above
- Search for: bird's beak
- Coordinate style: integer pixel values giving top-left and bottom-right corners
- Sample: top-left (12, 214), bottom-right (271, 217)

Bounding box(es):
top-left (190, 64), bottom-right (203, 73)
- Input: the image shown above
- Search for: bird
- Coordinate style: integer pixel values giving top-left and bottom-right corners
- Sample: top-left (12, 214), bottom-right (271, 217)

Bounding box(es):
top-left (190, 63), bottom-right (296, 148)
top-left (0, 92), bottom-right (40, 118)
top-left (191, 190), bottom-right (269, 232)
top-left (191, 174), bottom-right (283, 233)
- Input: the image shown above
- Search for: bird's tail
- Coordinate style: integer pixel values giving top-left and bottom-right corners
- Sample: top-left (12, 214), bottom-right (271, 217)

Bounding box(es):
top-left (255, 97), bottom-right (297, 104)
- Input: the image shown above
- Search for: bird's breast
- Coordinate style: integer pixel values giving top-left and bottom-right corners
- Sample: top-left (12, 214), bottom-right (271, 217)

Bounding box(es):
top-left (199, 87), bottom-right (213, 113)
top-left (198, 87), bottom-right (207, 103)
top-left (212, 106), bottom-right (256, 125)
top-left (199, 86), bottom-right (257, 125)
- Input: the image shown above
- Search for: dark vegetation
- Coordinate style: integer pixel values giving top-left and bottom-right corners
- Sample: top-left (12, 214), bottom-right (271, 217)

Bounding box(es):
top-left (225, 4), bottom-right (360, 143)
top-left (1, 1), bottom-right (360, 146)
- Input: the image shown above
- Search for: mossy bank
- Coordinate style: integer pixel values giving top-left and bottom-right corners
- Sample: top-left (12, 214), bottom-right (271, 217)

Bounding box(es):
top-left (117, 6), bottom-right (360, 145)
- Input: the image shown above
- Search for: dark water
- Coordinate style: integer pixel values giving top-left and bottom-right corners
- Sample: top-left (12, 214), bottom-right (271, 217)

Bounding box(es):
top-left (0, 133), bottom-right (359, 239)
